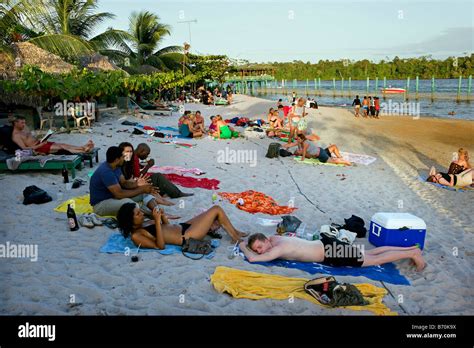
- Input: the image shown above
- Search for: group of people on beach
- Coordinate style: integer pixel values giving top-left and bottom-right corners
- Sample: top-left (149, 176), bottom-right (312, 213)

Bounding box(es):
top-left (352, 95), bottom-right (380, 118)
top-left (178, 110), bottom-right (239, 139)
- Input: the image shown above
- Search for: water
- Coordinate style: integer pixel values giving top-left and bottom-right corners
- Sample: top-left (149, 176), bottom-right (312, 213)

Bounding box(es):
top-left (252, 79), bottom-right (474, 120)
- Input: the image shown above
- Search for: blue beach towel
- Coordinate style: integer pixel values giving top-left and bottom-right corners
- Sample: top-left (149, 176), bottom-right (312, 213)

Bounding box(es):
top-left (155, 126), bottom-right (179, 132)
top-left (100, 233), bottom-right (219, 259)
top-left (239, 248), bottom-right (410, 285)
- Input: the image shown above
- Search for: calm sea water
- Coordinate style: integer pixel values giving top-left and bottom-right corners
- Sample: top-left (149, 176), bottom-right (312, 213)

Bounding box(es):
top-left (254, 79), bottom-right (474, 120)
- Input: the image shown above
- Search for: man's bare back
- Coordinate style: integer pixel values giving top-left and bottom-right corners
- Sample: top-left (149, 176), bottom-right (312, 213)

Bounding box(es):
top-left (269, 236), bottom-right (325, 262)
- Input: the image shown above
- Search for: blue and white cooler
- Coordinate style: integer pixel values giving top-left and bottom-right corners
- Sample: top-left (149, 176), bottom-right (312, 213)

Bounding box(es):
top-left (369, 213), bottom-right (426, 250)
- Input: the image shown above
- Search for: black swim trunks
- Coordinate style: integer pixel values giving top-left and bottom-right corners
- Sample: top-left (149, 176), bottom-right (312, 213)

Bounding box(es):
top-left (320, 235), bottom-right (364, 267)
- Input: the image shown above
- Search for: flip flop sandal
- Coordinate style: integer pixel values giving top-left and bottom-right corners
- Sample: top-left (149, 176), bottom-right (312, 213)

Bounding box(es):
top-left (102, 218), bottom-right (118, 229)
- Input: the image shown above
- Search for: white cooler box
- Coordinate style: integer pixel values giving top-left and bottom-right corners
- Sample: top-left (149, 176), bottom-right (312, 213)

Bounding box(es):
top-left (369, 213), bottom-right (426, 250)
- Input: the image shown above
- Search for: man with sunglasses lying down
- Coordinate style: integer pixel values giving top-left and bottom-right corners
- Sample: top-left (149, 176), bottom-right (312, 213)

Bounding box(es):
top-left (239, 233), bottom-right (426, 271)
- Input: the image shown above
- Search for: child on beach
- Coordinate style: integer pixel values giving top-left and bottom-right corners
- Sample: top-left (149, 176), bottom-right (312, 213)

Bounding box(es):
top-left (117, 204), bottom-right (248, 249)
top-left (362, 96), bottom-right (369, 117)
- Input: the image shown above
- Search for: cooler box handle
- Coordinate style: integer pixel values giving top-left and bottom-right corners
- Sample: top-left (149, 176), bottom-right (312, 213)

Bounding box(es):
top-left (371, 223), bottom-right (381, 237)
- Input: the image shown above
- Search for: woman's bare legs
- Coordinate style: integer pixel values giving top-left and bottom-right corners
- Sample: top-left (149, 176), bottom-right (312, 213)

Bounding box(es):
top-left (365, 245), bottom-right (420, 255)
top-left (328, 157), bottom-right (352, 166)
top-left (184, 205), bottom-right (247, 242)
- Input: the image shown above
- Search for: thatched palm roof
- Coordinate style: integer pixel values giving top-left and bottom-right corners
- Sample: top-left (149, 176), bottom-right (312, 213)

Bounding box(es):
top-left (79, 53), bottom-right (120, 72)
top-left (13, 42), bottom-right (74, 74)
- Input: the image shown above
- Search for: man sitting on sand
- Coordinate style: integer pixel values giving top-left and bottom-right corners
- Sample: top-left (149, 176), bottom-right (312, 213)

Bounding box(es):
top-left (11, 116), bottom-right (94, 155)
top-left (239, 233), bottom-right (426, 271)
top-left (89, 146), bottom-right (175, 217)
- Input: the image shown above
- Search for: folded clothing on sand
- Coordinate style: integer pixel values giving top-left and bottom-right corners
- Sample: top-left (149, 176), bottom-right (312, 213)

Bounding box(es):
top-left (210, 266), bottom-right (395, 315)
top-left (100, 233), bottom-right (219, 259)
top-left (239, 247), bottom-right (410, 285)
top-left (218, 190), bottom-right (297, 215)
top-left (164, 174), bottom-right (220, 190)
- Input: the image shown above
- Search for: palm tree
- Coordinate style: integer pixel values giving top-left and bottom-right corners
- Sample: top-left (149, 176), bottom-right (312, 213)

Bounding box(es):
top-left (101, 10), bottom-right (184, 73)
top-left (1, 0), bottom-right (130, 62)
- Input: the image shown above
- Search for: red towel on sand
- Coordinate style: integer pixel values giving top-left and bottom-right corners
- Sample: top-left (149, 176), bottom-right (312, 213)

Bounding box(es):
top-left (218, 190), bottom-right (297, 215)
top-left (163, 174), bottom-right (220, 190)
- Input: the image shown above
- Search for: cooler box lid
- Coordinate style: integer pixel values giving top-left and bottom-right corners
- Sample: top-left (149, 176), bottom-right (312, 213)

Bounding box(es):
top-left (371, 213), bottom-right (426, 230)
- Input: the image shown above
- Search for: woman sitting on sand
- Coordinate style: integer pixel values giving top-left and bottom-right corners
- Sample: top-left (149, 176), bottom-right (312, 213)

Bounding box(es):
top-left (179, 114), bottom-right (203, 138)
top-left (117, 203), bottom-right (248, 249)
top-left (448, 148), bottom-right (472, 175)
top-left (193, 111), bottom-right (205, 133)
top-left (286, 133), bottom-right (352, 166)
top-left (267, 110), bottom-right (283, 137)
top-left (214, 115), bottom-right (239, 139)
top-left (427, 166), bottom-right (473, 187)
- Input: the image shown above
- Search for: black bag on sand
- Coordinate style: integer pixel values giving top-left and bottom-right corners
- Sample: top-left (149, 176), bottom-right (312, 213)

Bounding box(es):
top-left (279, 148), bottom-right (293, 157)
top-left (182, 238), bottom-right (213, 260)
top-left (265, 143), bottom-right (281, 158)
top-left (276, 215), bottom-right (302, 234)
top-left (304, 276), bottom-right (368, 307)
top-left (343, 215), bottom-right (367, 238)
top-left (23, 185), bottom-right (52, 205)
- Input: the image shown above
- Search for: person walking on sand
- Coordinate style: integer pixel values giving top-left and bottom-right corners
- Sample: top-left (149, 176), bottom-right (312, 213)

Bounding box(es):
top-left (117, 203), bottom-right (248, 249)
top-left (362, 96), bottom-right (369, 117)
top-left (352, 95), bottom-right (361, 117)
top-left (369, 96), bottom-right (375, 118)
top-left (374, 96), bottom-right (380, 118)
top-left (240, 233), bottom-right (426, 271)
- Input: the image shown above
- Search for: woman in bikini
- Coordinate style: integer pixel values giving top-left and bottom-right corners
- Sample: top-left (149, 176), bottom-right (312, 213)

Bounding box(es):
top-left (267, 110), bottom-right (283, 137)
top-left (215, 115), bottom-right (239, 139)
top-left (448, 148), bottom-right (472, 175)
top-left (286, 133), bottom-right (352, 165)
top-left (427, 166), bottom-right (473, 187)
top-left (116, 203), bottom-right (248, 249)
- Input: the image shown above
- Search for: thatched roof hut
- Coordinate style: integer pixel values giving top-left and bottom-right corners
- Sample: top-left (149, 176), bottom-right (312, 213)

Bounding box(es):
top-left (14, 42), bottom-right (74, 74)
top-left (79, 53), bottom-right (120, 72)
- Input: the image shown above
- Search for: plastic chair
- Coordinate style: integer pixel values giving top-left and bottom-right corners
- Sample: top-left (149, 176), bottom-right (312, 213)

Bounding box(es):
top-left (68, 106), bottom-right (88, 128)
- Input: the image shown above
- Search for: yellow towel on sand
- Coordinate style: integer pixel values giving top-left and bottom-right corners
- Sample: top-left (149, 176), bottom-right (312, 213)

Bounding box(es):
top-left (210, 266), bottom-right (396, 316)
top-left (54, 194), bottom-right (93, 214)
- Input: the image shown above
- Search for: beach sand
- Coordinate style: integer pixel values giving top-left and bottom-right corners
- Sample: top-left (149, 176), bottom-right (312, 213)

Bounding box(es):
top-left (0, 94), bottom-right (472, 315)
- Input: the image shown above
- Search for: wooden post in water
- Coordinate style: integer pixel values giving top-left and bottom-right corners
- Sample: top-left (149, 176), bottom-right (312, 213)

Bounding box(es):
top-left (333, 77), bottom-right (336, 97)
top-left (431, 76), bottom-right (435, 101)
top-left (341, 77), bottom-right (344, 97)
top-left (468, 75), bottom-right (472, 101)
top-left (318, 77), bottom-right (321, 97)
top-left (383, 77), bottom-right (386, 100)
top-left (366, 77), bottom-right (369, 94)
top-left (415, 76), bottom-right (419, 100)
top-left (305, 78), bottom-right (309, 96)
top-left (348, 77), bottom-right (352, 97)
top-left (406, 77), bottom-right (410, 100)
top-left (375, 77), bottom-right (378, 94)
top-left (314, 78), bottom-right (317, 96)
top-left (457, 76), bottom-right (462, 102)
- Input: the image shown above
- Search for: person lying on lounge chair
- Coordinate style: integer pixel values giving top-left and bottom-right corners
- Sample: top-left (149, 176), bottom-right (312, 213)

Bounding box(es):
top-left (117, 204), bottom-right (248, 249)
top-left (11, 116), bottom-right (94, 155)
top-left (427, 166), bottom-right (473, 187)
top-left (284, 133), bottom-right (351, 165)
top-left (240, 233), bottom-right (426, 271)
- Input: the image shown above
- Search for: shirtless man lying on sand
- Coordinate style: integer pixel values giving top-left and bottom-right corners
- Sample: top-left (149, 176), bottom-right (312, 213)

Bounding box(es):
top-left (239, 233), bottom-right (426, 271)
top-left (12, 116), bottom-right (94, 155)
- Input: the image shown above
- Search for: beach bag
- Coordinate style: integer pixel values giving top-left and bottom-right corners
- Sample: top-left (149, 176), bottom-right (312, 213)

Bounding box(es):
top-left (343, 215), bottom-right (367, 238)
top-left (276, 215), bottom-right (302, 234)
top-left (304, 276), bottom-right (368, 307)
top-left (182, 238), bottom-right (213, 260)
top-left (22, 185), bottom-right (52, 205)
top-left (265, 143), bottom-right (281, 158)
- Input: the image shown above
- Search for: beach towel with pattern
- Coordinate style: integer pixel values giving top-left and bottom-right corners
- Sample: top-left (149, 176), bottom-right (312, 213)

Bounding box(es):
top-left (164, 174), bottom-right (220, 190)
top-left (100, 233), bottom-right (219, 259)
top-left (339, 152), bottom-right (377, 166)
top-left (210, 266), bottom-right (396, 315)
top-left (294, 156), bottom-right (344, 166)
top-left (218, 190), bottom-right (297, 215)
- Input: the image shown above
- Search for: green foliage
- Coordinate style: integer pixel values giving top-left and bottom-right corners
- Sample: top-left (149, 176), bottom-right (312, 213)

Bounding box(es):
top-left (1, 65), bottom-right (199, 103)
top-left (188, 54), bottom-right (230, 82)
top-left (239, 55), bottom-right (474, 80)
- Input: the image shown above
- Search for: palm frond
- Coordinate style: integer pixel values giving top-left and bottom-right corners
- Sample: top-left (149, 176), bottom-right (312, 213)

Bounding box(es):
top-left (28, 33), bottom-right (93, 59)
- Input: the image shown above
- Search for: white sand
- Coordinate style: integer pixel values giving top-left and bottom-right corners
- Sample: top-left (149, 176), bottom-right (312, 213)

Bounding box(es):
top-left (0, 94), bottom-right (472, 315)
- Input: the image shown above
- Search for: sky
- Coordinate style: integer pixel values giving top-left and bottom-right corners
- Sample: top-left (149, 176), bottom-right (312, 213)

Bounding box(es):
top-left (95, 0), bottom-right (474, 63)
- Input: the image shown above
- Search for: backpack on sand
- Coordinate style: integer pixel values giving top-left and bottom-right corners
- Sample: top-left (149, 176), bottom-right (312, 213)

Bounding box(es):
top-left (265, 143), bottom-right (281, 159)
